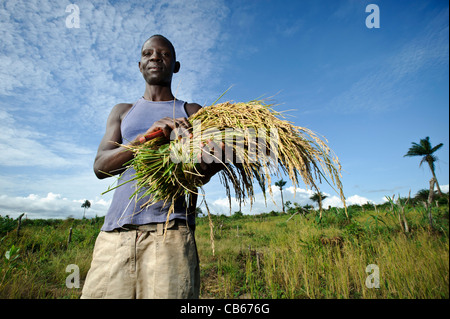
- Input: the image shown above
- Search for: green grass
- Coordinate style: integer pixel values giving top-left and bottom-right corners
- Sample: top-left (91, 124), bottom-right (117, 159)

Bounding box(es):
top-left (0, 217), bottom-right (101, 298)
top-left (0, 205), bottom-right (448, 299)
top-left (196, 206), bottom-right (449, 299)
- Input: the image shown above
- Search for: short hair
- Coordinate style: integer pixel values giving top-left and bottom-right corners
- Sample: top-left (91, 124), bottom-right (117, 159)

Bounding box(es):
top-left (141, 34), bottom-right (176, 61)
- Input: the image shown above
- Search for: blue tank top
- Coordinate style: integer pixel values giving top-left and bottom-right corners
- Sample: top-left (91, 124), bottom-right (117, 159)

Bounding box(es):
top-left (101, 98), bottom-right (195, 231)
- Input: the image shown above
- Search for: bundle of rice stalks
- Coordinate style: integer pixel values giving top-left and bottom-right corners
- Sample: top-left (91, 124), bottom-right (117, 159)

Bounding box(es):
top-left (120, 99), bottom-right (346, 251)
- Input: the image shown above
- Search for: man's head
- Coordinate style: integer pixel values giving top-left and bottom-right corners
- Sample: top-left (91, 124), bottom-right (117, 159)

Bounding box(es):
top-left (139, 35), bottom-right (180, 87)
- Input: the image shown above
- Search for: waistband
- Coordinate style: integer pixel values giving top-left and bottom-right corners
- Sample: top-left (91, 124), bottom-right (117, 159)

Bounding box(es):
top-left (112, 219), bottom-right (195, 233)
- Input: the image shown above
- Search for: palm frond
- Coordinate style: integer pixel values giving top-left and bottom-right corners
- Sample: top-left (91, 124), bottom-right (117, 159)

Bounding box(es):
top-left (431, 143), bottom-right (444, 153)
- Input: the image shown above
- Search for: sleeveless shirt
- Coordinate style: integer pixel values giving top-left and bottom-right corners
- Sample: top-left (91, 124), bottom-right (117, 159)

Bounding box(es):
top-left (101, 98), bottom-right (195, 231)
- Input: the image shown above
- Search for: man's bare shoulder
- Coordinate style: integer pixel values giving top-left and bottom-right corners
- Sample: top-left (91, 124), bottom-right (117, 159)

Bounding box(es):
top-left (185, 102), bottom-right (202, 117)
top-left (110, 102), bottom-right (134, 121)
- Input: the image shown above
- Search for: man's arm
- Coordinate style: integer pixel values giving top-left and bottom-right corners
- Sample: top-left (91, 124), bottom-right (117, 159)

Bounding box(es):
top-left (93, 103), bottom-right (134, 179)
top-left (94, 103), bottom-right (193, 179)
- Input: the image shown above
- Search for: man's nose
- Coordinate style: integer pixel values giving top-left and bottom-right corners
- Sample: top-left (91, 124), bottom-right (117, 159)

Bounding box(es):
top-left (150, 52), bottom-right (162, 61)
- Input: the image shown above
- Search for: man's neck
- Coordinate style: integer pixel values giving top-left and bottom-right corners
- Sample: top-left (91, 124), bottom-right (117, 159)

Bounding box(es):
top-left (143, 85), bottom-right (175, 102)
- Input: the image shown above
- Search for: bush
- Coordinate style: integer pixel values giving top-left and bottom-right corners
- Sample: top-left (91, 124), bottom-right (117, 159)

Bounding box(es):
top-left (269, 210), bottom-right (279, 217)
top-left (0, 215), bottom-right (18, 237)
top-left (232, 211), bottom-right (244, 219)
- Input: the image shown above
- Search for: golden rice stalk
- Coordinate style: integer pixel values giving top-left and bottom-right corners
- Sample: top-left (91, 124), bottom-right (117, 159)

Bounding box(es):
top-left (121, 100), bottom-right (347, 250)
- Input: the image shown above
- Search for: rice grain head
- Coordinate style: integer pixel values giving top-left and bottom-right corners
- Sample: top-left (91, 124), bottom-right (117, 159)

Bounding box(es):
top-left (119, 100), bottom-right (347, 250)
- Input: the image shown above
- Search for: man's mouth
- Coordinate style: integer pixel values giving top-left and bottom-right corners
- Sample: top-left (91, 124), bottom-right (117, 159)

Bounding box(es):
top-left (148, 65), bottom-right (163, 71)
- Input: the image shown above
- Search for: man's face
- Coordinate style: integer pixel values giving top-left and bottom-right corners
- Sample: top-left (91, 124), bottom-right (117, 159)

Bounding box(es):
top-left (139, 36), bottom-right (179, 86)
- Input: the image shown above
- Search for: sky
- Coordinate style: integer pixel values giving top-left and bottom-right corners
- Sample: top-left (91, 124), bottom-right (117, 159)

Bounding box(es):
top-left (0, 0), bottom-right (448, 220)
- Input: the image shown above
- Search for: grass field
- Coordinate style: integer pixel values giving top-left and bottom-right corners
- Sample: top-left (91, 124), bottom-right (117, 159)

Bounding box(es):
top-left (0, 202), bottom-right (448, 299)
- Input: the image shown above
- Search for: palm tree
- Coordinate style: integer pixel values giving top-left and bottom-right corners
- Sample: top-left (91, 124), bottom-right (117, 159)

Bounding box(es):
top-left (414, 189), bottom-right (433, 204)
top-left (404, 137), bottom-right (444, 195)
top-left (81, 200), bottom-right (91, 219)
top-left (275, 179), bottom-right (287, 213)
top-left (310, 191), bottom-right (328, 219)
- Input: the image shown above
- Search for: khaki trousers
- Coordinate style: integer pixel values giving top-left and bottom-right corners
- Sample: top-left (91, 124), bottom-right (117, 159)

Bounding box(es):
top-left (81, 219), bottom-right (200, 299)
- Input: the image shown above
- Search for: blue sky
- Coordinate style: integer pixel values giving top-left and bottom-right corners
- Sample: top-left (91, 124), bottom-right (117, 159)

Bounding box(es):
top-left (0, 0), bottom-right (448, 219)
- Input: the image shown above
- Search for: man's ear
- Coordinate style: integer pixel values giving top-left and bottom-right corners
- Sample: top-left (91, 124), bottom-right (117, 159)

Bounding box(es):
top-left (174, 61), bottom-right (180, 73)
top-left (138, 61), bottom-right (142, 73)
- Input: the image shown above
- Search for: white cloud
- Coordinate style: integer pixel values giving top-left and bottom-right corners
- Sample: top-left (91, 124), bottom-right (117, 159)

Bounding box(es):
top-left (0, 0), bottom-right (229, 120)
top-left (322, 195), bottom-right (345, 208)
top-left (0, 170), bottom-right (114, 205)
top-left (0, 192), bottom-right (110, 220)
top-left (0, 0), bottom-right (229, 171)
top-left (0, 0), bottom-right (230, 219)
top-left (0, 108), bottom-right (93, 168)
top-left (201, 183), bottom-right (348, 215)
top-left (200, 179), bottom-right (384, 215)
top-left (346, 194), bottom-right (373, 206)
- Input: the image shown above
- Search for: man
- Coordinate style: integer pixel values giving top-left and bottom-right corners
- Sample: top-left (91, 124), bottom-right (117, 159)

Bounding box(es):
top-left (81, 35), bottom-right (218, 299)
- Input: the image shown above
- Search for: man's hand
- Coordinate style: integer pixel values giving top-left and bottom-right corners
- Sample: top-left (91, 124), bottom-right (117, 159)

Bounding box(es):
top-left (145, 117), bottom-right (192, 140)
top-left (135, 116), bottom-right (225, 185)
top-left (196, 139), bottom-right (226, 184)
